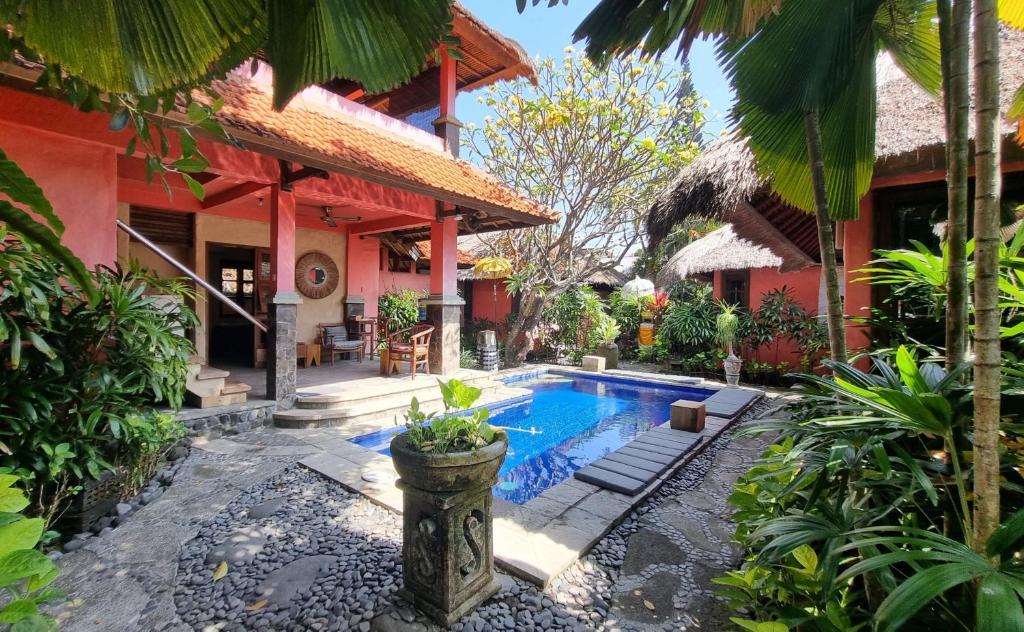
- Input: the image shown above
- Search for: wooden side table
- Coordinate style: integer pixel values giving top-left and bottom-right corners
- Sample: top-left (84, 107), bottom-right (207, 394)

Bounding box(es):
top-left (296, 343), bottom-right (322, 368)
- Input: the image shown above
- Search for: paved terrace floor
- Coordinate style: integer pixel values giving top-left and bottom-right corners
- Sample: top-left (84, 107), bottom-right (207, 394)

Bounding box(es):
top-left (226, 361), bottom-right (487, 401)
top-left (50, 395), bottom-right (783, 631)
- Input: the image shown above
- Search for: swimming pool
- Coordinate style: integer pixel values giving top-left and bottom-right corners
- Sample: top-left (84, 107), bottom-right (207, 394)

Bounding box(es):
top-left (349, 372), bottom-right (716, 504)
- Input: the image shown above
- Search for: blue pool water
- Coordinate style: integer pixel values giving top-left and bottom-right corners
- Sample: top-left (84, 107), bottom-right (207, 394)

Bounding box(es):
top-left (349, 372), bottom-right (715, 504)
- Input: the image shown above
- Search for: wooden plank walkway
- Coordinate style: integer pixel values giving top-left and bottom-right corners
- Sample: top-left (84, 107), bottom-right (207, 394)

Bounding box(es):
top-left (574, 387), bottom-right (763, 495)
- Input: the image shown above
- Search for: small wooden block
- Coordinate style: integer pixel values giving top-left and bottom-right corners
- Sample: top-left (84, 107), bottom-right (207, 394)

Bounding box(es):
top-left (670, 399), bottom-right (706, 432)
top-left (581, 355), bottom-right (605, 372)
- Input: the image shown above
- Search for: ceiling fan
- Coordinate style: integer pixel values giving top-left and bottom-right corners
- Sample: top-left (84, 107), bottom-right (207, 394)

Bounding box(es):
top-left (320, 206), bottom-right (361, 228)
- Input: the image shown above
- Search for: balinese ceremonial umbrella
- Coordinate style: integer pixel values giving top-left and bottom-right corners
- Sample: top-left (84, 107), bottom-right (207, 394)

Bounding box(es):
top-left (473, 257), bottom-right (513, 323)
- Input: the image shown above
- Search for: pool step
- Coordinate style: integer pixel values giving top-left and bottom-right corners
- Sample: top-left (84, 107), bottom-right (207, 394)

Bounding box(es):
top-left (274, 379), bottom-right (505, 429)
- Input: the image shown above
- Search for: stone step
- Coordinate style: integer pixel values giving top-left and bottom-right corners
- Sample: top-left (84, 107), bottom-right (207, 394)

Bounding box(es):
top-left (293, 372), bottom-right (498, 410)
top-left (274, 380), bottom-right (505, 430)
top-left (221, 380), bottom-right (252, 395)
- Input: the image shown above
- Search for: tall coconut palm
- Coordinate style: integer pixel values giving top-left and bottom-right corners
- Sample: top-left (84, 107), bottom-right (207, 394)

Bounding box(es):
top-left (570, 0), bottom-right (941, 366)
top-left (939, 0), bottom-right (971, 373)
top-left (972, 0), bottom-right (1002, 554)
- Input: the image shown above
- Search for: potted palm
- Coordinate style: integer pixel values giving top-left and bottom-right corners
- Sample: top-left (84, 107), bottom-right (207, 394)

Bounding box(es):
top-left (717, 303), bottom-right (742, 386)
top-left (593, 316), bottom-right (621, 370)
top-left (390, 379), bottom-right (507, 625)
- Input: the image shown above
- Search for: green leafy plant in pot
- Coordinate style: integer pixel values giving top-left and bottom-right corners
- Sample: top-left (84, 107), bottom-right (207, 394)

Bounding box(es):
top-left (391, 379), bottom-right (507, 491)
top-left (717, 303), bottom-right (742, 386)
top-left (593, 316), bottom-right (621, 370)
top-left (389, 379), bottom-right (507, 625)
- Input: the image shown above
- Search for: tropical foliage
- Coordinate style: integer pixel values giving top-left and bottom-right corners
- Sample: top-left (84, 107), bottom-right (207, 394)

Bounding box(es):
top-left (0, 475), bottom-right (64, 630)
top-left (719, 347), bottom-right (1024, 631)
top-left (463, 49), bottom-right (704, 366)
top-left (378, 289), bottom-right (424, 336)
top-left (0, 234), bottom-right (194, 528)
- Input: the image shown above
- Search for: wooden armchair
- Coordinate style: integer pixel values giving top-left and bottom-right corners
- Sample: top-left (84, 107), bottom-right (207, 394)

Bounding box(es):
top-left (318, 322), bottom-right (364, 365)
top-left (386, 324), bottom-right (434, 378)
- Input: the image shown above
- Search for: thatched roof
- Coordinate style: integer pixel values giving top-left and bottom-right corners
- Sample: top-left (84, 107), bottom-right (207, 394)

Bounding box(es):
top-left (657, 224), bottom-right (786, 287)
top-left (875, 28), bottom-right (1024, 162)
top-left (587, 268), bottom-right (628, 287)
top-left (649, 28), bottom-right (1024, 248)
top-left (647, 133), bottom-right (765, 247)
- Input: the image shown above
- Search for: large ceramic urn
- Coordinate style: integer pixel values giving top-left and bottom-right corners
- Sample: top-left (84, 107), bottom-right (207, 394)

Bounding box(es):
top-left (390, 430), bottom-right (508, 625)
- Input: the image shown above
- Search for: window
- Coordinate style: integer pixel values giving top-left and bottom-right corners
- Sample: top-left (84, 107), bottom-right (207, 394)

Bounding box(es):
top-left (722, 270), bottom-right (750, 308)
top-left (220, 263), bottom-right (255, 299)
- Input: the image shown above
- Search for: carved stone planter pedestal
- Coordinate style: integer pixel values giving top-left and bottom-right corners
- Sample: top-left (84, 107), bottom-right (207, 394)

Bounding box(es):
top-left (390, 431), bottom-right (508, 626)
top-left (396, 481), bottom-right (499, 625)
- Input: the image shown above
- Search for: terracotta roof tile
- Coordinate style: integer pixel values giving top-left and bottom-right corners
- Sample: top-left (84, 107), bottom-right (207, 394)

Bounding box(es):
top-left (206, 76), bottom-right (557, 224)
top-left (414, 240), bottom-right (479, 266)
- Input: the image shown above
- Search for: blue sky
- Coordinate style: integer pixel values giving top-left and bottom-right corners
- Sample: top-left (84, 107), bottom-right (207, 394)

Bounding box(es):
top-left (458, 0), bottom-right (735, 138)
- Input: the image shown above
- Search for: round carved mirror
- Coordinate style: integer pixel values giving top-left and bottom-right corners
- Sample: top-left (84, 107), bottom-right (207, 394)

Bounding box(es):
top-left (295, 251), bottom-right (339, 299)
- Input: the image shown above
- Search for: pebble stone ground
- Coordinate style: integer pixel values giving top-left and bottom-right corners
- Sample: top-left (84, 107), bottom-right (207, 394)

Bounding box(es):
top-left (51, 401), bottom-right (776, 632)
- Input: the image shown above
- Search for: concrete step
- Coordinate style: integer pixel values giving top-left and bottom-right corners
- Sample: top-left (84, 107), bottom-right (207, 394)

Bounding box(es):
top-left (274, 379), bottom-right (505, 430)
top-left (293, 372), bottom-right (499, 410)
top-left (186, 391), bottom-right (247, 408)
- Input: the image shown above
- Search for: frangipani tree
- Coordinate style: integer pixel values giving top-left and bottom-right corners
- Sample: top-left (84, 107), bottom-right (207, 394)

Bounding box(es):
top-left (464, 50), bottom-right (703, 366)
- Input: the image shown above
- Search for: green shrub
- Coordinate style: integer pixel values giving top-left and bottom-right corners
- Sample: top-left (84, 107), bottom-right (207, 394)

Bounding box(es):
top-left (0, 474), bottom-right (64, 629)
top-left (659, 281), bottom-right (718, 354)
top-left (378, 289), bottom-right (422, 334)
top-left (0, 235), bottom-right (194, 528)
top-left (541, 286), bottom-right (605, 362)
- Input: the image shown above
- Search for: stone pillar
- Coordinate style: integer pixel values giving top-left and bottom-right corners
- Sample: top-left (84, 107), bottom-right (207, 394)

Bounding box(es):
top-left (397, 482), bottom-right (499, 625)
top-left (425, 294), bottom-right (464, 375)
top-left (267, 294), bottom-right (301, 407)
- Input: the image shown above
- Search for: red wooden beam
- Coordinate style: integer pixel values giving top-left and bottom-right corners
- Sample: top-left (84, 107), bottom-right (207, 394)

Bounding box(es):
top-left (200, 181), bottom-right (268, 209)
top-left (349, 215), bottom-right (430, 236)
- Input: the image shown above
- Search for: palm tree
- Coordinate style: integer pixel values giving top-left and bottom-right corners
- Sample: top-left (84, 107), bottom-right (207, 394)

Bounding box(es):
top-left (972, 0), bottom-right (1002, 555)
top-left (569, 0), bottom-right (941, 366)
top-left (939, 0), bottom-right (971, 373)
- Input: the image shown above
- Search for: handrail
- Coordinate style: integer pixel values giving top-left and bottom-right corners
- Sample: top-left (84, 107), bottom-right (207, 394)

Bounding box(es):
top-left (116, 219), bottom-right (268, 333)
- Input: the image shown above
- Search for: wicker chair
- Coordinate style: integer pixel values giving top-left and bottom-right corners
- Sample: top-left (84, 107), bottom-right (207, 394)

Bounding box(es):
top-left (319, 323), bottom-right (365, 365)
top-left (386, 324), bottom-right (434, 378)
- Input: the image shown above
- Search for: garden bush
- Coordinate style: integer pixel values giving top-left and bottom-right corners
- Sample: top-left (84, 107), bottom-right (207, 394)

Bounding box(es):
top-left (378, 289), bottom-right (422, 335)
top-left (0, 234), bottom-right (195, 529)
top-left (540, 286), bottom-right (605, 363)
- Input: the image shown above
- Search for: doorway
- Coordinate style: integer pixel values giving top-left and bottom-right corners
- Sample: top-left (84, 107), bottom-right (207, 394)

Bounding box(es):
top-left (207, 244), bottom-right (257, 366)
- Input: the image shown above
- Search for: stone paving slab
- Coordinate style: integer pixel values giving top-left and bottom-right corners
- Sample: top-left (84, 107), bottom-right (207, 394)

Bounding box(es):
top-left (575, 428), bottom-right (702, 495)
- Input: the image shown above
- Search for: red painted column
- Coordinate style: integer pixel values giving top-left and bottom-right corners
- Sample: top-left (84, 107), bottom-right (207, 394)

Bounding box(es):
top-left (425, 46), bottom-right (465, 374)
top-left (430, 210), bottom-right (459, 296)
top-left (844, 194), bottom-right (875, 369)
top-left (267, 182), bottom-right (300, 405)
top-left (270, 183), bottom-right (296, 293)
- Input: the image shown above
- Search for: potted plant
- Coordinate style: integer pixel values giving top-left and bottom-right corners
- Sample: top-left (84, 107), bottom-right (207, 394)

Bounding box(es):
top-left (390, 379), bottom-right (507, 625)
top-left (593, 316), bottom-right (621, 370)
top-left (717, 303), bottom-right (742, 386)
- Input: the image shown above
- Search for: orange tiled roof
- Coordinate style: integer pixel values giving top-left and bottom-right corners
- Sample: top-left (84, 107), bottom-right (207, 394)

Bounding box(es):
top-left (207, 76), bottom-right (558, 225)
top-left (414, 240), bottom-right (479, 266)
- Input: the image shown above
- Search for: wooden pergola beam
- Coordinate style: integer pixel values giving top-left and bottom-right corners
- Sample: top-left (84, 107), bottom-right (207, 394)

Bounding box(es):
top-left (200, 181), bottom-right (267, 210)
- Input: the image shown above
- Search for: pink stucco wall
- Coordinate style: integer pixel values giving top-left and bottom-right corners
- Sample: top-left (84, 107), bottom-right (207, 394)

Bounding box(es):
top-left (1, 122), bottom-right (117, 270)
top-left (346, 234), bottom-right (382, 316)
top-left (714, 266), bottom-right (823, 366)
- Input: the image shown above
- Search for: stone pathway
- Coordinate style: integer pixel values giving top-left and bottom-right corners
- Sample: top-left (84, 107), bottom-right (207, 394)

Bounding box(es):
top-left (50, 402), bottom-right (775, 631)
